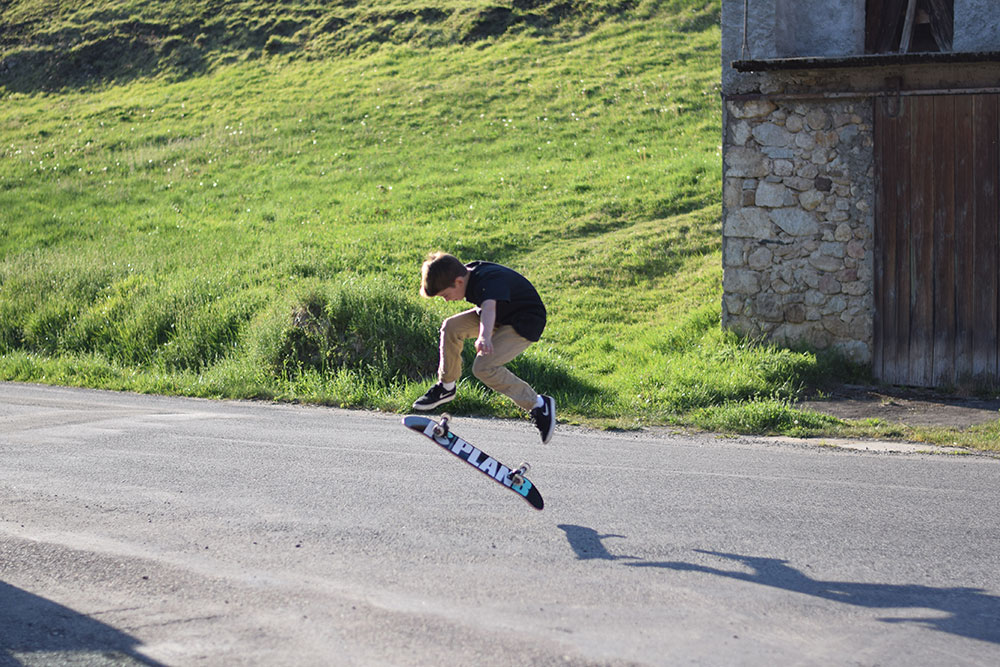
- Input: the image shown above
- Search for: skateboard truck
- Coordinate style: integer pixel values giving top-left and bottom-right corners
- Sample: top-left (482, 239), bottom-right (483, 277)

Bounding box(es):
top-left (508, 461), bottom-right (530, 487)
top-left (433, 413), bottom-right (451, 438)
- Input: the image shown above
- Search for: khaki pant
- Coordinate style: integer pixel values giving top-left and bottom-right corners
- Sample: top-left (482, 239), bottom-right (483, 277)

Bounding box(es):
top-left (438, 308), bottom-right (537, 411)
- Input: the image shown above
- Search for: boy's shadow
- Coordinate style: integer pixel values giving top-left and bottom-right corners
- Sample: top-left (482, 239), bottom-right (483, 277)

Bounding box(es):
top-left (561, 528), bottom-right (1000, 645)
top-left (0, 581), bottom-right (163, 666)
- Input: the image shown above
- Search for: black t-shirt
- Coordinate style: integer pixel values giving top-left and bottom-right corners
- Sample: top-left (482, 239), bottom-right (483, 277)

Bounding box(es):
top-left (464, 261), bottom-right (546, 342)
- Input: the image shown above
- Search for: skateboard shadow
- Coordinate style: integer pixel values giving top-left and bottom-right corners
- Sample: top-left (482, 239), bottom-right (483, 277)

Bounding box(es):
top-left (0, 581), bottom-right (164, 666)
top-left (625, 549), bottom-right (1000, 645)
top-left (558, 524), bottom-right (640, 561)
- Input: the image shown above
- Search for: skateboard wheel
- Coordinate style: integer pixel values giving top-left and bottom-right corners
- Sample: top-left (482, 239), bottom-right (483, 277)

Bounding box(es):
top-left (433, 413), bottom-right (451, 438)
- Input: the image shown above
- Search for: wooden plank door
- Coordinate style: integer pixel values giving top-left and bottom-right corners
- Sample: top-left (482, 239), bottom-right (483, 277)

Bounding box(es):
top-left (874, 93), bottom-right (1000, 388)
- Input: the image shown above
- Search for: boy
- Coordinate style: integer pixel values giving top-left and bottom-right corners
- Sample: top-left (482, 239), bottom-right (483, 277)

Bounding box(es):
top-left (413, 252), bottom-right (556, 444)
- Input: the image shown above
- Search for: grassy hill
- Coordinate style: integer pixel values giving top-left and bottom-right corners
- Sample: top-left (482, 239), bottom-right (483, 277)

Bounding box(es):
top-left (1, 0), bottom-right (943, 442)
top-left (1, 0), bottom-right (715, 91)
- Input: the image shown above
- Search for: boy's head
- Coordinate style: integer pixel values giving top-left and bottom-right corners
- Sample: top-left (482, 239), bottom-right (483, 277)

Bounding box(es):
top-left (420, 252), bottom-right (468, 300)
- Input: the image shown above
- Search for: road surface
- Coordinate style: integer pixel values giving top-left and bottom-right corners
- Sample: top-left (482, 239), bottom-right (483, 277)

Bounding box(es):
top-left (1, 382), bottom-right (998, 666)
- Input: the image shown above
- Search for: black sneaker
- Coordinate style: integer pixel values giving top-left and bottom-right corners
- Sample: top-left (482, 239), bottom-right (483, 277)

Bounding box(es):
top-left (412, 382), bottom-right (456, 411)
top-left (530, 395), bottom-right (556, 444)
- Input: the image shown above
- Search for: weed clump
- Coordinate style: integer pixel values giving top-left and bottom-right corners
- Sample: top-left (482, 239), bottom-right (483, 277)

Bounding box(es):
top-left (256, 279), bottom-right (439, 383)
top-left (690, 399), bottom-right (842, 436)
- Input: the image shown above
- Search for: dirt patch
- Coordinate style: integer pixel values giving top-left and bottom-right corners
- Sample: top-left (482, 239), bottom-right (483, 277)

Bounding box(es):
top-left (797, 385), bottom-right (1000, 429)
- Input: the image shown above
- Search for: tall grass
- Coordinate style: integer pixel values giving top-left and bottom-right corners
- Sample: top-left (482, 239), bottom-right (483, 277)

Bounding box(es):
top-left (0, 1), bottom-right (881, 436)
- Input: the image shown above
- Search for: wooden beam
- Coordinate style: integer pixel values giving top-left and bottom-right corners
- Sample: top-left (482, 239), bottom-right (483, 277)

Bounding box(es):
top-left (899, 0), bottom-right (918, 52)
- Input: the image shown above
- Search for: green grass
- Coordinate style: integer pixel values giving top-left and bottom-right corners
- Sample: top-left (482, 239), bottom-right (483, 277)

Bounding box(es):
top-left (3, 1), bottom-right (998, 450)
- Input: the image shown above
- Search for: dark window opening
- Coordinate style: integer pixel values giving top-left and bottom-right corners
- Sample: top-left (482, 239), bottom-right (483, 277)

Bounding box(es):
top-left (866, 0), bottom-right (953, 54)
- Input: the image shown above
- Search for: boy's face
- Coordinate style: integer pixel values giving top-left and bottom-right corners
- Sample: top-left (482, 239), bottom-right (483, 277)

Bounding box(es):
top-left (437, 276), bottom-right (466, 302)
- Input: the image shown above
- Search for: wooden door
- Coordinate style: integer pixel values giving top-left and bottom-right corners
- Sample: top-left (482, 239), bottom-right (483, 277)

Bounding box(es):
top-left (874, 93), bottom-right (1000, 388)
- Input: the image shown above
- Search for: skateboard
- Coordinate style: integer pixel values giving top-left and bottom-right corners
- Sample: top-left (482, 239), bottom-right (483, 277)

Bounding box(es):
top-left (402, 413), bottom-right (544, 510)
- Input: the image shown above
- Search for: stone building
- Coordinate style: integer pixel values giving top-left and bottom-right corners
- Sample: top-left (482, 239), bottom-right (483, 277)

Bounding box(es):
top-left (721, 0), bottom-right (1000, 388)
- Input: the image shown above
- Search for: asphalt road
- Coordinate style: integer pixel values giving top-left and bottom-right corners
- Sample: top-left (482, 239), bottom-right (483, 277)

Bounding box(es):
top-left (1, 382), bottom-right (999, 666)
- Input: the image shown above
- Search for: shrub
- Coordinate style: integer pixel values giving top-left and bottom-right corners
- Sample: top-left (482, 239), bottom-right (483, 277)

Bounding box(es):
top-left (256, 278), bottom-right (439, 383)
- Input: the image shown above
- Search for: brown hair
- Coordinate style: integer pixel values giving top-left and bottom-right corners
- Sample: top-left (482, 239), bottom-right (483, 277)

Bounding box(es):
top-left (420, 252), bottom-right (468, 297)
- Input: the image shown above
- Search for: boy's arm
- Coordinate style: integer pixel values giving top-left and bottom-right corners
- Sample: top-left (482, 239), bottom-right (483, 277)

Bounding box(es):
top-left (475, 299), bottom-right (497, 355)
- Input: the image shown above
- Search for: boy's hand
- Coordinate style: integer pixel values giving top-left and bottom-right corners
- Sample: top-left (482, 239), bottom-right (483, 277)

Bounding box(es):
top-left (475, 335), bottom-right (493, 356)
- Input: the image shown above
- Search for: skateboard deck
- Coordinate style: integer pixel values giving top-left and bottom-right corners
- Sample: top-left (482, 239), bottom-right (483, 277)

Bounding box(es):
top-left (402, 414), bottom-right (544, 510)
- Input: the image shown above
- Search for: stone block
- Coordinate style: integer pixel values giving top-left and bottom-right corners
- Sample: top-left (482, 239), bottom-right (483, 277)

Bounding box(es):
top-left (811, 148), bottom-right (831, 165)
top-left (724, 207), bottom-right (773, 239)
top-left (806, 109), bottom-right (830, 130)
top-left (822, 295), bottom-right (847, 314)
top-left (799, 190), bottom-right (824, 210)
top-left (795, 133), bottom-right (816, 150)
top-left (798, 163), bottom-right (820, 179)
top-left (809, 252), bottom-right (843, 272)
top-left (820, 241), bottom-right (845, 258)
top-left (783, 177), bottom-right (813, 191)
top-left (723, 294), bottom-right (745, 316)
top-left (732, 120), bottom-right (751, 146)
top-left (747, 246), bottom-right (773, 270)
top-left (724, 179), bottom-right (743, 208)
top-left (800, 269), bottom-right (822, 290)
top-left (838, 124), bottom-right (860, 145)
top-left (784, 304), bottom-right (806, 323)
top-left (771, 208), bottom-right (819, 236)
top-left (752, 123), bottom-right (793, 147)
top-left (773, 279), bottom-right (792, 294)
top-left (756, 293), bottom-right (784, 322)
top-left (815, 131), bottom-right (840, 148)
top-left (756, 182), bottom-right (788, 208)
top-left (818, 274), bottom-right (843, 294)
top-left (762, 147), bottom-right (795, 159)
top-left (726, 147), bottom-right (769, 178)
top-left (785, 114), bottom-right (804, 132)
top-left (723, 269), bottom-right (761, 295)
top-left (822, 315), bottom-right (851, 337)
top-left (724, 239), bottom-right (746, 267)
top-left (843, 281), bottom-right (869, 296)
top-left (728, 100), bottom-right (777, 119)
top-left (837, 268), bottom-right (858, 283)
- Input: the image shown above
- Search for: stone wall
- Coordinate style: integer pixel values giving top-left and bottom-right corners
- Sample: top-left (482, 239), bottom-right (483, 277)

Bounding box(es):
top-left (955, 0), bottom-right (1000, 52)
top-left (721, 97), bottom-right (875, 363)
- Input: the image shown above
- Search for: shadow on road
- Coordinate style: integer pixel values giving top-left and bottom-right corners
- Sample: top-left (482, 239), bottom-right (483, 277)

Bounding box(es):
top-left (557, 524), bottom-right (639, 561)
top-left (0, 581), bottom-right (163, 666)
top-left (559, 527), bottom-right (1000, 645)
top-left (627, 550), bottom-right (1000, 645)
